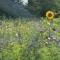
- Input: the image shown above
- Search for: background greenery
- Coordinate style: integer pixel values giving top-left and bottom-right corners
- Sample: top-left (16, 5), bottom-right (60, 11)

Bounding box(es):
top-left (1, 0), bottom-right (60, 17)
top-left (27, 0), bottom-right (60, 17)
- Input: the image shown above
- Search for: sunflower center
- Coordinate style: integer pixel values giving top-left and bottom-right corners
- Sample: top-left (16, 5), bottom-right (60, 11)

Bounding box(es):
top-left (48, 13), bottom-right (52, 17)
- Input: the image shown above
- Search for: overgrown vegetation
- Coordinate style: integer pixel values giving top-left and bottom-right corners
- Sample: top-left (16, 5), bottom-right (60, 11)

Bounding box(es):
top-left (0, 17), bottom-right (60, 60)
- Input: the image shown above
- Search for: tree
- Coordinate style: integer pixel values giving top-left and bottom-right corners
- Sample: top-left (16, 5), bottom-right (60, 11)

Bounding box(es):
top-left (28, 0), bottom-right (59, 17)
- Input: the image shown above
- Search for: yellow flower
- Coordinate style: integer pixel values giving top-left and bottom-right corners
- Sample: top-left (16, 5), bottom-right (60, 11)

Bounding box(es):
top-left (46, 11), bottom-right (55, 20)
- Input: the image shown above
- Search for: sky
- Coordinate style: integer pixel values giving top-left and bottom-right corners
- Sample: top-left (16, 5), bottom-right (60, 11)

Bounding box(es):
top-left (21, 0), bottom-right (28, 5)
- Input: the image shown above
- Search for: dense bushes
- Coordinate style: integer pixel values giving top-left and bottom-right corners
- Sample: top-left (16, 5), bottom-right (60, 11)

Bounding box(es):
top-left (28, 0), bottom-right (60, 17)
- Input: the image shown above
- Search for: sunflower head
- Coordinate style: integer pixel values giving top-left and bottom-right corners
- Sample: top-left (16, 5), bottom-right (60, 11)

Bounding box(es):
top-left (46, 11), bottom-right (55, 21)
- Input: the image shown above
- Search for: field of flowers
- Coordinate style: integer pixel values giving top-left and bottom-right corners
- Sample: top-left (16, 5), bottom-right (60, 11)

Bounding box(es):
top-left (0, 17), bottom-right (60, 60)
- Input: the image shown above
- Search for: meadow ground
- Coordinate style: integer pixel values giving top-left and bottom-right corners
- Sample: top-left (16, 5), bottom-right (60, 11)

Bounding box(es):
top-left (0, 17), bottom-right (60, 60)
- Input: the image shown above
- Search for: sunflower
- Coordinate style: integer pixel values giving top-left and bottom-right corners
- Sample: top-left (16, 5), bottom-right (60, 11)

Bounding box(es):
top-left (46, 11), bottom-right (55, 21)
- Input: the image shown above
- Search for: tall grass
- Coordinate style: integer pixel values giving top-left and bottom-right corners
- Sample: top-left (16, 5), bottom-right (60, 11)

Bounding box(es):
top-left (0, 17), bottom-right (60, 60)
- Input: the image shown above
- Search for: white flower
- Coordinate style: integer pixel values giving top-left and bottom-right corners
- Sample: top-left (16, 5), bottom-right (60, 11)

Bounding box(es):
top-left (16, 33), bottom-right (19, 37)
top-left (53, 37), bottom-right (56, 40)
top-left (45, 42), bottom-right (48, 44)
top-left (48, 37), bottom-right (51, 40)
top-left (48, 22), bottom-right (51, 26)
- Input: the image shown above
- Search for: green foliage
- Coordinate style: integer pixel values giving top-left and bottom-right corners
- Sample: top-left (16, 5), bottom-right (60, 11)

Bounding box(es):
top-left (28, 0), bottom-right (60, 16)
top-left (2, 42), bottom-right (21, 60)
top-left (0, 18), bottom-right (60, 60)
